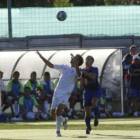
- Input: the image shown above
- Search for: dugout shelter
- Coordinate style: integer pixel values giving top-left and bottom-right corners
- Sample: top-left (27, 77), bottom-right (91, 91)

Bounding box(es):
top-left (0, 39), bottom-right (123, 113)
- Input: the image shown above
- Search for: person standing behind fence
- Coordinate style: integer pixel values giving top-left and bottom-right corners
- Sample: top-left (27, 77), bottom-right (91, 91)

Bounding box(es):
top-left (80, 55), bottom-right (100, 134)
top-left (128, 55), bottom-right (140, 117)
top-left (129, 45), bottom-right (138, 60)
top-left (122, 53), bottom-right (132, 101)
top-left (7, 71), bottom-right (24, 117)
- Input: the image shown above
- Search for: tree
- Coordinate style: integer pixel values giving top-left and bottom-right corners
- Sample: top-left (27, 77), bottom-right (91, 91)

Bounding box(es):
top-left (53, 0), bottom-right (72, 7)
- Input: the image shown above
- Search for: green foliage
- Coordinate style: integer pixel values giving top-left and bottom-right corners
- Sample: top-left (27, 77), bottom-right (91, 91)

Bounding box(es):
top-left (53, 0), bottom-right (72, 7)
top-left (0, 0), bottom-right (140, 8)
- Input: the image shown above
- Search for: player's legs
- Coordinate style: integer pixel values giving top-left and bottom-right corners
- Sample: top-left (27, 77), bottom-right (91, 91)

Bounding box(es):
top-left (130, 89), bottom-right (138, 116)
top-left (2, 99), bottom-right (13, 112)
top-left (83, 91), bottom-right (92, 134)
top-left (53, 94), bottom-right (70, 136)
top-left (84, 106), bottom-right (92, 134)
top-left (56, 103), bottom-right (68, 137)
top-left (51, 93), bottom-right (59, 119)
top-left (51, 109), bottom-right (56, 119)
top-left (91, 97), bottom-right (99, 126)
top-left (78, 95), bottom-right (84, 110)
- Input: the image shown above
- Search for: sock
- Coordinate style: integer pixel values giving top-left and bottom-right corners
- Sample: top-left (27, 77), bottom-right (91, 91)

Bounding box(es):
top-left (14, 101), bottom-right (19, 116)
top-left (93, 106), bottom-right (99, 119)
top-left (84, 116), bottom-right (91, 130)
top-left (56, 115), bottom-right (65, 131)
top-left (60, 116), bottom-right (65, 123)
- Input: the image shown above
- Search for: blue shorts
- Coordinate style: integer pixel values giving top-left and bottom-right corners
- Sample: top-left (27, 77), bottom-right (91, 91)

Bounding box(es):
top-left (130, 89), bottom-right (140, 98)
top-left (83, 89), bottom-right (101, 107)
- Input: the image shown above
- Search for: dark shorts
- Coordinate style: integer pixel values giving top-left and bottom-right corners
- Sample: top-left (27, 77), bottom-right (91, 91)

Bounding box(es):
top-left (83, 89), bottom-right (101, 106)
top-left (130, 89), bottom-right (140, 98)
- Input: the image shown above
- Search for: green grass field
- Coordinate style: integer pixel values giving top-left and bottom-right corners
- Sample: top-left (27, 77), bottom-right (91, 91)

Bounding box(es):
top-left (0, 118), bottom-right (140, 140)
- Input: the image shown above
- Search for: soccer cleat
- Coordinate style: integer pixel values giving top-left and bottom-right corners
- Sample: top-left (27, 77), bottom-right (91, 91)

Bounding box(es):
top-left (86, 128), bottom-right (91, 134)
top-left (56, 131), bottom-right (61, 137)
top-left (63, 117), bottom-right (68, 130)
top-left (94, 118), bottom-right (99, 127)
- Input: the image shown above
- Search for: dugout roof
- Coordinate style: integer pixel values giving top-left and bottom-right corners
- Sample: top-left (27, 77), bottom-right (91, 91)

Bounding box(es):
top-left (0, 49), bottom-right (117, 82)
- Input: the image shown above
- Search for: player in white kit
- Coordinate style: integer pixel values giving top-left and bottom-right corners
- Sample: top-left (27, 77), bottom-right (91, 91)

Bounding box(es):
top-left (36, 51), bottom-right (83, 137)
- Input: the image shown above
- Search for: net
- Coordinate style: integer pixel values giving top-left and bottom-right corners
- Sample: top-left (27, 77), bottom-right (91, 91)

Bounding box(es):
top-left (0, 6), bottom-right (140, 38)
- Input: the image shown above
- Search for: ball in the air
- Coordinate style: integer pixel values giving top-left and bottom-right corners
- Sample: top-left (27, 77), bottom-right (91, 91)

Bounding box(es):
top-left (57, 11), bottom-right (67, 21)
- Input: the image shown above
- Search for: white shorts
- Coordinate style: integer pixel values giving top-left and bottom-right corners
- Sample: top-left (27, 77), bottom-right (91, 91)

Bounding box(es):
top-left (51, 93), bottom-right (70, 110)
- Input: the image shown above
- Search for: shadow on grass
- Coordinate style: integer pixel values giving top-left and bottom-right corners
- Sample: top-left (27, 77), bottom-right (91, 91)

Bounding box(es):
top-left (72, 136), bottom-right (88, 138)
top-left (96, 133), bottom-right (140, 139)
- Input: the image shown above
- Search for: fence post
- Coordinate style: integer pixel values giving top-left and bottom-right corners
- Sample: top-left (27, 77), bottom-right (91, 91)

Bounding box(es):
top-left (7, 0), bottom-right (12, 39)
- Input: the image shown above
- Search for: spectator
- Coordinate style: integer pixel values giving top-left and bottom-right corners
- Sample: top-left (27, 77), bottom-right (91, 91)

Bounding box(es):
top-left (0, 71), bottom-right (12, 113)
top-left (122, 53), bottom-right (132, 78)
top-left (39, 72), bottom-right (54, 115)
top-left (128, 55), bottom-right (140, 116)
top-left (0, 71), bottom-right (7, 105)
top-left (122, 53), bottom-right (132, 101)
top-left (24, 71), bottom-right (41, 98)
top-left (98, 88), bottom-right (112, 118)
top-left (129, 45), bottom-right (138, 60)
top-left (7, 71), bottom-right (24, 117)
top-left (19, 87), bottom-right (47, 120)
top-left (68, 80), bottom-right (83, 117)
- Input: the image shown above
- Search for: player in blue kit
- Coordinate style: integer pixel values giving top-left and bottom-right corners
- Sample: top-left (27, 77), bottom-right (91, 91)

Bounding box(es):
top-left (128, 55), bottom-right (140, 117)
top-left (80, 55), bottom-right (100, 134)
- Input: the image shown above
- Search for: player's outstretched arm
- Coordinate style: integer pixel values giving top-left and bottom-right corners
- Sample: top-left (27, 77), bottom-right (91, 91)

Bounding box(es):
top-left (36, 51), bottom-right (54, 68)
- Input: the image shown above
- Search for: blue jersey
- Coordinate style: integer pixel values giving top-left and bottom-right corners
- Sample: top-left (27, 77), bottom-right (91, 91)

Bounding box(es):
top-left (19, 96), bottom-right (38, 113)
top-left (82, 67), bottom-right (99, 91)
top-left (129, 64), bottom-right (140, 89)
top-left (43, 81), bottom-right (51, 96)
top-left (31, 82), bottom-right (37, 91)
top-left (11, 82), bottom-right (21, 96)
top-left (122, 60), bottom-right (131, 78)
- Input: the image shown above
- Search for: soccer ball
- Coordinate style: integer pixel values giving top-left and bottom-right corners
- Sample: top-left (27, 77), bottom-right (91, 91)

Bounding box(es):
top-left (57, 11), bottom-right (67, 21)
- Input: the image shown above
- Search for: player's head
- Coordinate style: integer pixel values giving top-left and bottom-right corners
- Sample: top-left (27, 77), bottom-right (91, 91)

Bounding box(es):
top-left (129, 45), bottom-right (137, 55)
top-left (12, 71), bottom-right (20, 80)
top-left (73, 54), bottom-right (84, 66)
top-left (24, 86), bottom-right (31, 98)
top-left (85, 55), bottom-right (94, 67)
top-left (30, 71), bottom-right (37, 81)
top-left (43, 71), bottom-right (50, 82)
top-left (124, 53), bottom-right (132, 64)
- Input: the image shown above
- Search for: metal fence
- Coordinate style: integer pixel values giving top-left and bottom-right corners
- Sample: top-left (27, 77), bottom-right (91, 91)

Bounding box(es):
top-left (1, 1), bottom-right (140, 38)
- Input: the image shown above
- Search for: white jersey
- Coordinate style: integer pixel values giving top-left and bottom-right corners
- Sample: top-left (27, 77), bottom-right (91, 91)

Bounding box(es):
top-left (0, 79), bottom-right (6, 91)
top-left (54, 64), bottom-right (77, 95)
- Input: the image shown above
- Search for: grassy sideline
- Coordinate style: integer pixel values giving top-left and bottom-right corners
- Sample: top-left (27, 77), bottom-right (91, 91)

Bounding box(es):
top-left (0, 118), bottom-right (140, 130)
